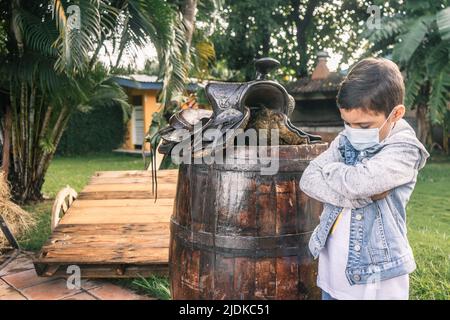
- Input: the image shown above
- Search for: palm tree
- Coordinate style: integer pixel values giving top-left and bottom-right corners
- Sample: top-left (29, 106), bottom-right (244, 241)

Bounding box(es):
top-left (365, 1), bottom-right (450, 146)
top-left (0, 0), bottom-right (191, 203)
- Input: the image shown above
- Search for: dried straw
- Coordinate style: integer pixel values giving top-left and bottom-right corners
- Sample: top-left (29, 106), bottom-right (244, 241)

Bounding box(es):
top-left (0, 170), bottom-right (35, 249)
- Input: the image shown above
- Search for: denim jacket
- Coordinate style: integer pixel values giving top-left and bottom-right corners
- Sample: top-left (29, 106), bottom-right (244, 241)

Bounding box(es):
top-left (299, 119), bottom-right (429, 285)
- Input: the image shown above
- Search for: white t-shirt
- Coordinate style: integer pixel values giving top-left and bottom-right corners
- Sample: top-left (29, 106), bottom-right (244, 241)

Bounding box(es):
top-left (317, 207), bottom-right (409, 300)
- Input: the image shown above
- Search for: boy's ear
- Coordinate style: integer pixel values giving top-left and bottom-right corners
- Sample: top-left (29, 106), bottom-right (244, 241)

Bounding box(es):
top-left (392, 104), bottom-right (406, 121)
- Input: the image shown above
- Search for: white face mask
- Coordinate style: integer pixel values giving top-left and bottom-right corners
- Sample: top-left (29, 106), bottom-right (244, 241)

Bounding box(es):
top-left (344, 108), bottom-right (396, 151)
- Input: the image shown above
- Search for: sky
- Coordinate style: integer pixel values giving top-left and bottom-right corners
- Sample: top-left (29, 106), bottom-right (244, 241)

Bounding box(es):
top-left (99, 1), bottom-right (364, 75)
top-left (101, 41), bottom-right (346, 75)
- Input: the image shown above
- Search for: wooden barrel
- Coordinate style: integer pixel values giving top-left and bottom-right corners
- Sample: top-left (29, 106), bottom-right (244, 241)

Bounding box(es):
top-left (169, 143), bottom-right (328, 300)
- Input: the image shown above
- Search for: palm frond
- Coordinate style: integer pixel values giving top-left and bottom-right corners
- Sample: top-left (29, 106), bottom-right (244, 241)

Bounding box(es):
top-left (436, 7), bottom-right (450, 41)
top-left (404, 61), bottom-right (427, 109)
top-left (111, 0), bottom-right (174, 68)
top-left (191, 28), bottom-right (216, 79)
top-left (51, 0), bottom-right (104, 74)
top-left (71, 65), bottom-right (131, 121)
top-left (425, 41), bottom-right (449, 77)
top-left (1, 52), bottom-right (74, 105)
top-left (392, 15), bottom-right (435, 64)
top-left (428, 61), bottom-right (450, 124)
top-left (158, 13), bottom-right (190, 108)
top-left (195, 40), bottom-right (215, 65)
top-left (12, 8), bottom-right (58, 57)
top-left (364, 15), bottom-right (406, 44)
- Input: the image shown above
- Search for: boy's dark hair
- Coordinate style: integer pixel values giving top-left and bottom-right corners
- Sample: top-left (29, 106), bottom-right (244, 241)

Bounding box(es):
top-left (336, 58), bottom-right (405, 116)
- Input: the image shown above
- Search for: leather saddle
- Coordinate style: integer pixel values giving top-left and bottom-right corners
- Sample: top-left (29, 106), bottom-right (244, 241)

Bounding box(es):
top-left (148, 57), bottom-right (322, 199)
top-left (157, 58), bottom-right (321, 156)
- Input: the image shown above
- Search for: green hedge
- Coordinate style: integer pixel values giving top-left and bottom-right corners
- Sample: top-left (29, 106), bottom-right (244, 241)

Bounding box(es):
top-left (56, 103), bottom-right (126, 155)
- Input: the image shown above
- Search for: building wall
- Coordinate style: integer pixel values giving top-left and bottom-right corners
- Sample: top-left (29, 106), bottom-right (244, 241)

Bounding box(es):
top-left (121, 88), bottom-right (161, 151)
top-left (290, 98), bottom-right (342, 127)
top-left (291, 101), bottom-right (420, 145)
top-left (297, 125), bottom-right (343, 144)
top-left (122, 115), bottom-right (134, 150)
top-left (404, 109), bottom-right (418, 134)
top-left (290, 98), bottom-right (343, 144)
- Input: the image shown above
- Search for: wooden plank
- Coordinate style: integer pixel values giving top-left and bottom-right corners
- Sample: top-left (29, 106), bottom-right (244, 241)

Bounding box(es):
top-left (89, 175), bottom-right (177, 184)
top-left (41, 235), bottom-right (169, 250)
top-left (60, 210), bottom-right (171, 224)
top-left (37, 224), bottom-right (170, 264)
top-left (46, 223), bottom-right (169, 235)
top-left (89, 177), bottom-right (152, 184)
top-left (38, 247), bottom-right (168, 264)
top-left (71, 198), bottom-right (175, 208)
top-left (34, 263), bottom-right (168, 278)
top-left (82, 182), bottom-right (176, 193)
top-left (62, 206), bottom-right (173, 217)
top-left (92, 169), bottom-right (178, 178)
top-left (34, 169), bottom-right (178, 278)
top-left (89, 175), bottom-right (178, 185)
top-left (77, 189), bottom-right (175, 200)
top-left (88, 177), bottom-right (154, 185)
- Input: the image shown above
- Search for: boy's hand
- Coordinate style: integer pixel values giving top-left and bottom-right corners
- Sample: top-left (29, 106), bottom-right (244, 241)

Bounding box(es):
top-left (371, 190), bottom-right (390, 201)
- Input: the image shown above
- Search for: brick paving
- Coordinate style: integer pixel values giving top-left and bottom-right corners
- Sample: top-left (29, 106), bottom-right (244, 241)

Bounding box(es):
top-left (0, 253), bottom-right (156, 300)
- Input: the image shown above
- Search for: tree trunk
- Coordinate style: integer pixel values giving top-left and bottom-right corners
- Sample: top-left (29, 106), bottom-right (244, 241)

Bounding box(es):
top-left (114, 15), bottom-right (130, 69)
top-left (8, 81), bottom-right (71, 203)
top-left (261, 26), bottom-right (271, 57)
top-left (416, 102), bottom-right (431, 147)
top-left (290, 0), bottom-right (321, 77)
top-left (1, 104), bottom-right (12, 177)
top-left (181, 0), bottom-right (198, 47)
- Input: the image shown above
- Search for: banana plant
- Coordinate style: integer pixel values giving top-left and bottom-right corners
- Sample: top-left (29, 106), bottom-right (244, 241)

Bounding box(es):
top-left (364, 1), bottom-right (450, 146)
top-left (0, 0), bottom-right (191, 202)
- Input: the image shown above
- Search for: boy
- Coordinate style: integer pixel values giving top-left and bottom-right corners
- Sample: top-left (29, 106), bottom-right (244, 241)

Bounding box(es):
top-left (299, 58), bottom-right (430, 300)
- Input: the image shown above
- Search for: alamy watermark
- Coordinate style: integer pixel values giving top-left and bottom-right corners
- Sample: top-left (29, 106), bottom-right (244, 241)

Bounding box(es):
top-left (366, 4), bottom-right (382, 30)
top-left (50, 3), bottom-right (81, 31)
top-left (66, 265), bottom-right (81, 290)
top-left (67, 5), bottom-right (81, 31)
top-left (168, 121), bottom-right (282, 175)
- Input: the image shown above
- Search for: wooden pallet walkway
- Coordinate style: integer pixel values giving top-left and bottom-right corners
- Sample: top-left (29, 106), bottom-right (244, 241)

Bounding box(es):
top-left (1, 253), bottom-right (154, 300)
top-left (33, 170), bottom-right (178, 278)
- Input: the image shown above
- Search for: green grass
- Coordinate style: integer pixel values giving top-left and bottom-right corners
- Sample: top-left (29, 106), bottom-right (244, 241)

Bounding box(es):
top-left (20, 201), bottom-right (53, 251)
top-left (18, 151), bottom-right (450, 300)
top-left (19, 152), bottom-right (145, 251)
top-left (131, 275), bottom-right (171, 300)
top-left (42, 152), bottom-right (145, 198)
top-left (114, 275), bottom-right (171, 300)
top-left (406, 154), bottom-right (450, 300)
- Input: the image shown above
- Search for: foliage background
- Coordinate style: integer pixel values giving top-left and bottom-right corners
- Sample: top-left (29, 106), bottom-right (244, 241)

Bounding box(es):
top-left (56, 103), bottom-right (126, 156)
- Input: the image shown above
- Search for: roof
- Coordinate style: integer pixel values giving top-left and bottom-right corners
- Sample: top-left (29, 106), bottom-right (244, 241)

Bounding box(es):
top-left (286, 72), bottom-right (344, 95)
top-left (113, 74), bottom-right (199, 91)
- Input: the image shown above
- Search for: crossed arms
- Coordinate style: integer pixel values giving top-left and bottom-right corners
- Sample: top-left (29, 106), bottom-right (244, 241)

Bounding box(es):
top-left (299, 135), bottom-right (421, 209)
